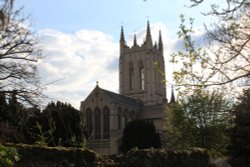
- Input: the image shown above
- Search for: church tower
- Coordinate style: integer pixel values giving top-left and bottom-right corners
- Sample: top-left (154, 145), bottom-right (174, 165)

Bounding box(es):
top-left (119, 21), bottom-right (166, 106)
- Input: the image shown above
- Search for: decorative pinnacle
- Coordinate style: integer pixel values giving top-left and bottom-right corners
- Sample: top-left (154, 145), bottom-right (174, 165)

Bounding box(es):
top-left (146, 20), bottom-right (151, 38)
top-left (120, 26), bottom-right (125, 42)
top-left (133, 34), bottom-right (137, 46)
top-left (145, 20), bottom-right (152, 47)
top-left (158, 30), bottom-right (163, 49)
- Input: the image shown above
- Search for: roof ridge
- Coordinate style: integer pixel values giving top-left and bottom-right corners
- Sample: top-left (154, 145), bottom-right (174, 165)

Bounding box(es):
top-left (99, 88), bottom-right (143, 108)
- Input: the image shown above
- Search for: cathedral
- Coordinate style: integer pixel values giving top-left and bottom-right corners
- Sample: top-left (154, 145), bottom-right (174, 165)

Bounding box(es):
top-left (80, 21), bottom-right (174, 154)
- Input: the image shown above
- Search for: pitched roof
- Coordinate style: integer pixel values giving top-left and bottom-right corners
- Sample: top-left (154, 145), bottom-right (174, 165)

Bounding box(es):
top-left (100, 88), bottom-right (143, 109)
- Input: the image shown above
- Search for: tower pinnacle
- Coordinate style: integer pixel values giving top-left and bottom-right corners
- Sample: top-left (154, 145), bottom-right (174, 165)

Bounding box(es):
top-left (158, 30), bottom-right (163, 50)
top-left (120, 26), bottom-right (125, 42)
top-left (145, 20), bottom-right (152, 48)
top-left (133, 34), bottom-right (137, 46)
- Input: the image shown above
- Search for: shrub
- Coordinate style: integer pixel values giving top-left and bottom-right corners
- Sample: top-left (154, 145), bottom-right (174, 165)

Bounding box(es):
top-left (0, 144), bottom-right (20, 167)
top-left (120, 119), bottom-right (161, 153)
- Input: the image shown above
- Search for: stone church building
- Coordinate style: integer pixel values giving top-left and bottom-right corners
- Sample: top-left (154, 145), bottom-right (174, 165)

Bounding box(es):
top-left (80, 22), bottom-right (174, 154)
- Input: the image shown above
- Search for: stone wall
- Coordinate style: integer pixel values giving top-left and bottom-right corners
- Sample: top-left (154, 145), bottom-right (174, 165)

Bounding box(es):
top-left (5, 144), bottom-right (227, 167)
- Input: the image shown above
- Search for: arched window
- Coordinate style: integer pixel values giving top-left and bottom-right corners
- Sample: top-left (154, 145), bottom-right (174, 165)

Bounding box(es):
top-left (129, 63), bottom-right (134, 90)
top-left (117, 107), bottom-right (122, 129)
top-left (139, 66), bottom-right (145, 90)
top-left (103, 107), bottom-right (110, 139)
top-left (85, 108), bottom-right (92, 133)
top-left (124, 109), bottom-right (128, 126)
top-left (94, 108), bottom-right (101, 139)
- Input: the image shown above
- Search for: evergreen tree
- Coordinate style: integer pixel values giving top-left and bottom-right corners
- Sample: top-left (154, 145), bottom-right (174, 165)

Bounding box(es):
top-left (121, 119), bottom-right (161, 153)
top-left (0, 92), bottom-right (8, 122)
top-left (229, 88), bottom-right (250, 166)
top-left (41, 101), bottom-right (86, 147)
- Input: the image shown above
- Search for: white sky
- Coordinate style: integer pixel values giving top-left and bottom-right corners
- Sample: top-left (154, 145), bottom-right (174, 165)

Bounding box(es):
top-left (13, 0), bottom-right (215, 109)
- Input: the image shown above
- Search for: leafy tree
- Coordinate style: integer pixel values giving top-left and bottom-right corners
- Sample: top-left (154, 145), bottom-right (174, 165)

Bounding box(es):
top-left (120, 119), bottom-right (161, 153)
top-left (164, 102), bottom-right (191, 149)
top-left (165, 89), bottom-right (231, 155)
top-left (228, 88), bottom-right (250, 166)
top-left (172, 0), bottom-right (250, 87)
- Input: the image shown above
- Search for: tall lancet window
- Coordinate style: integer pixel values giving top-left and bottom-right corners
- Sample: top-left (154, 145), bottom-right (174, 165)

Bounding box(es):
top-left (86, 108), bottom-right (92, 134)
top-left (139, 65), bottom-right (145, 90)
top-left (103, 107), bottom-right (110, 139)
top-left (94, 108), bottom-right (101, 139)
top-left (129, 63), bottom-right (134, 90)
top-left (117, 107), bottom-right (122, 129)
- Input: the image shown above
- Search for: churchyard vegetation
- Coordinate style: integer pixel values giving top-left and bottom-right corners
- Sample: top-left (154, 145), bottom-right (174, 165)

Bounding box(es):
top-left (120, 119), bottom-right (161, 153)
top-left (165, 89), bottom-right (232, 156)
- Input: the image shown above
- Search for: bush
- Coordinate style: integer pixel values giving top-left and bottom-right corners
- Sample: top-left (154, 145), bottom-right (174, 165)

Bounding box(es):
top-left (5, 143), bottom-right (103, 167)
top-left (111, 148), bottom-right (213, 167)
top-left (0, 144), bottom-right (20, 167)
top-left (120, 119), bottom-right (161, 153)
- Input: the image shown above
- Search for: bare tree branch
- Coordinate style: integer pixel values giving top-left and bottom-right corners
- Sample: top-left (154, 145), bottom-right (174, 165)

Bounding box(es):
top-left (0, 4), bottom-right (43, 106)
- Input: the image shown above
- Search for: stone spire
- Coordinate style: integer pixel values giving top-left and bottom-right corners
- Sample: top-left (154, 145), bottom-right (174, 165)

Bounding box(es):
top-left (145, 20), bottom-right (152, 48)
top-left (120, 26), bottom-right (125, 43)
top-left (120, 26), bottom-right (125, 54)
top-left (133, 34), bottom-right (137, 46)
top-left (158, 30), bottom-right (163, 50)
top-left (170, 85), bottom-right (176, 103)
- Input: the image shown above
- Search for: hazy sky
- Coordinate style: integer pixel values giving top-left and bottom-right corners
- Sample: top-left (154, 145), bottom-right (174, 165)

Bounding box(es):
top-left (13, 0), bottom-right (214, 109)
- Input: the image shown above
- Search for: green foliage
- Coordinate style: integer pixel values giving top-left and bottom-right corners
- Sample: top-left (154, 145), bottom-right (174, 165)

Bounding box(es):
top-left (0, 92), bottom-right (26, 143)
top-left (22, 101), bottom-right (87, 147)
top-left (7, 143), bottom-right (215, 167)
top-left (113, 148), bottom-right (213, 167)
top-left (171, 15), bottom-right (209, 90)
top-left (120, 119), bottom-right (161, 153)
top-left (0, 144), bottom-right (19, 167)
top-left (0, 96), bottom-right (88, 147)
top-left (228, 88), bottom-right (250, 165)
top-left (34, 122), bottom-right (48, 146)
top-left (41, 101), bottom-right (86, 147)
top-left (165, 89), bottom-right (232, 155)
top-left (7, 144), bottom-right (103, 167)
top-left (164, 103), bottom-right (191, 149)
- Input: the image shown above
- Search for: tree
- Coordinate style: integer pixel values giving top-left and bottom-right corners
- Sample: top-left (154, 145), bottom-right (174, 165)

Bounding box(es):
top-left (165, 89), bottom-right (232, 155)
top-left (28, 101), bottom-right (87, 147)
top-left (164, 102), bottom-right (191, 149)
top-left (44, 102), bottom-right (84, 146)
top-left (172, 0), bottom-right (250, 87)
top-left (228, 88), bottom-right (250, 166)
top-left (0, 0), bottom-right (14, 27)
top-left (0, 1), bottom-right (42, 106)
top-left (120, 119), bottom-right (161, 153)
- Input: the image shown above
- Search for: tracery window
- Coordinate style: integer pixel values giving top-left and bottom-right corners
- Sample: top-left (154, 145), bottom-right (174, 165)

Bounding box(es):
top-left (85, 108), bottom-right (92, 133)
top-left (103, 107), bottom-right (110, 139)
top-left (129, 63), bottom-right (134, 90)
top-left (139, 65), bottom-right (145, 90)
top-left (94, 107), bottom-right (101, 139)
top-left (117, 107), bottom-right (122, 129)
top-left (124, 109), bottom-right (128, 125)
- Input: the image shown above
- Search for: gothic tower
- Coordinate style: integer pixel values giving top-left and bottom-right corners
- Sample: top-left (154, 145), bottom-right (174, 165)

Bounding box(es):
top-left (119, 21), bottom-right (166, 106)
